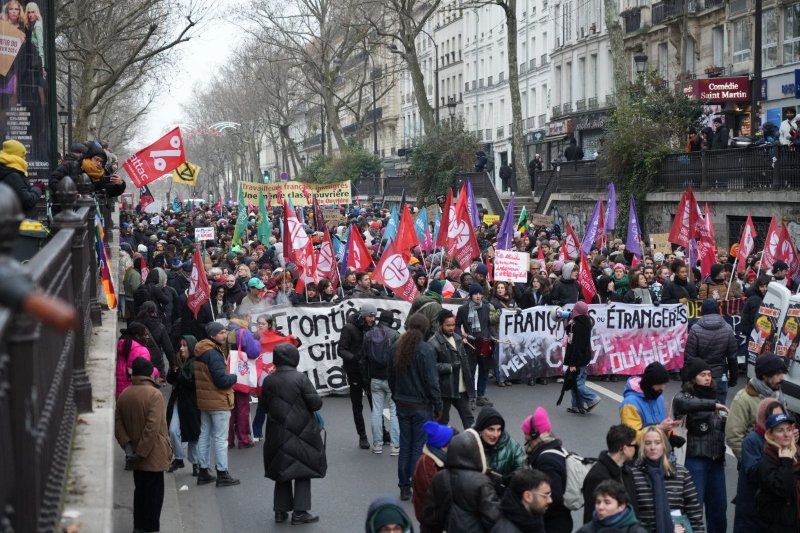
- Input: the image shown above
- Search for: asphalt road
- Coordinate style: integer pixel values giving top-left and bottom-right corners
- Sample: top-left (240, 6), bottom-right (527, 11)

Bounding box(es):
top-left (160, 376), bottom-right (743, 533)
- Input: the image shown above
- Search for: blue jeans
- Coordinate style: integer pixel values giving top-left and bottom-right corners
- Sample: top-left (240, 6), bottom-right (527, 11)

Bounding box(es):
top-left (371, 379), bottom-right (399, 447)
top-left (169, 403), bottom-right (198, 463)
top-left (198, 410), bottom-right (231, 472)
top-left (571, 367), bottom-right (599, 410)
top-left (252, 406), bottom-right (266, 439)
top-left (716, 375), bottom-right (729, 405)
top-left (685, 457), bottom-right (727, 533)
top-left (396, 407), bottom-right (431, 488)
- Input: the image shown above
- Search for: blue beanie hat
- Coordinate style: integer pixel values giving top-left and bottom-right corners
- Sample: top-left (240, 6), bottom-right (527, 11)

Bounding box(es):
top-left (428, 279), bottom-right (444, 295)
top-left (701, 298), bottom-right (719, 316)
top-left (423, 421), bottom-right (454, 448)
top-left (475, 263), bottom-right (489, 275)
top-left (468, 282), bottom-right (484, 296)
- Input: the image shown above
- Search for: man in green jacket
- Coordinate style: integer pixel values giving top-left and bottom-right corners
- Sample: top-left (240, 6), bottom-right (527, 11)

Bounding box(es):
top-left (405, 280), bottom-right (445, 336)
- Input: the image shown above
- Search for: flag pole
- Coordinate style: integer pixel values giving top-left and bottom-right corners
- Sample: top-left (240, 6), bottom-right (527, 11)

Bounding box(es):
top-left (726, 255), bottom-right (738, 300)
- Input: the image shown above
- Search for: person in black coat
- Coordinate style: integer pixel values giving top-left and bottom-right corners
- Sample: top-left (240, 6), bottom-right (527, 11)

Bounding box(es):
top-left (741, 276), bottom-right (770, 339)
top-left (337, 304), bottom-right (377, 449)
top-left (563, 138), bottom-right (584, 161)
top-left (581, 425), bottom-right (639, 524)
top-left (455, 283), bottom-right (496, 407)
top-left (710, 117), bottom-right (729, 150)
top-left (260, 343), bottom-right (325, 525)
top-left (660, 261), bottom-right (698, 304)
top-left (499, 162), bottom-right (511, 192)
top-left (491, 469), bottom-right (550, 533)
top-left (549, 262), bottom-right (581, 306)
top-left (166, 335), bottom-right (201, 475)
top-left (48, 141), bottom-right (126, 197)
top-left (135, 302), bottom-right (175, 378)
top-left (564, 302), bottom-right (601, 414)
top-left (527, 155), bottom-right (543, 191)
top-left (684, 298), bottom-right (738, 403)
top-left (427, 309), bottom-right (475, 429)
top-left (754, 413), bottom-right (800, 533)
top-left (0, 140), bottom-right (41, 217)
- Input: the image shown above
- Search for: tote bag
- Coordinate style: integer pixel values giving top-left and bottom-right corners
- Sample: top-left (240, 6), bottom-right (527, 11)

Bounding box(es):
top-left (228, 328), bottom-right (258, 393)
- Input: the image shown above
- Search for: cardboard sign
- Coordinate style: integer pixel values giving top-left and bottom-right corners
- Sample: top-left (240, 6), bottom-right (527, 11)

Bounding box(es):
top-left (195, 227), bottom-right (214, 241)
top-left (649, 233), bottom-right (672, 253)
top-left (0, 20), bottom-right (24, 77)
top-left (530, 213), bottom-right (552, 227)
top-left (320, 208), bottom-right (347, 228)
top-left (493, 250), bottom-right (529, 283)
top-left (426, 205), bottom-right (439, 225)
top-left (483, 214), bottom-right (500, 225)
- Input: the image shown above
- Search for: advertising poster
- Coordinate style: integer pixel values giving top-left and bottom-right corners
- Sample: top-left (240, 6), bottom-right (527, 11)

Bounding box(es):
top-left (748, 302), bottom-right (782, 365)
top-left (775, 302), bottom-right (800, 359)
top-left (0, 0), bottom-right (55, 180)
top-left (497, 303), bottom-right (688, 380)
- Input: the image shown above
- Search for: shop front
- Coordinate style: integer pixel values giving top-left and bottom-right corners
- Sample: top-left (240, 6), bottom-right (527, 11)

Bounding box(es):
top-left (683, 76), bottom-right (753, 136)
top-left (543, 119), bottom-right (572, 168)
top-left (571, 111), bottom-right (610, 159)
top-left (525, 129), bottom-right (547, 166)
top-left (761, 69), bottom-right (800, 128)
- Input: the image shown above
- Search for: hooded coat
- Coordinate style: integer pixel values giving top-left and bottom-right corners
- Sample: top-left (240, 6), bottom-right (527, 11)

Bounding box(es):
top-left (549, 263), bottom-right (580, 305)
top-left (423, 429), bottom-right (502, 533)
top-left (260, 345), bottom-right (326, 482)
top-left (365, 496), bottom-right (415, 533)
top-left (741, 285), bottom-right (764, 338)
top-left (619, 377), bottom-right (669, 440)
top-left (133, 268), bottom-right (171, 318)
top-left (475, 407), bottom-right (525, 478)
top-left (194, 338), bottom-right (235, 411)
top-left (0, 159), bottom-right (41, 217)
top-left (166, 335), bottom-right (201, 443)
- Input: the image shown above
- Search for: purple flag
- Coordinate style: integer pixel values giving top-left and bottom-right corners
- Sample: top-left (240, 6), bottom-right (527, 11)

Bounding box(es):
top-left (605, 183), bottom-right (617, 232)
top-left (496, 195), bottom-right (515, 250)
top-left (580, 197), bottom-right (603, 254)
top-left (339, 228), bottom-right (352, 280)
top-left (466, 179), bottom-right (480, 227)
top-left (626, 195), bottom-right (642, 258)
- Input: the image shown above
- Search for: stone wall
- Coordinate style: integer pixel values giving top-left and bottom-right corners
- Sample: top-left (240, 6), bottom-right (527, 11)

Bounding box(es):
top-left (547, 191), bottom-right (800, 253)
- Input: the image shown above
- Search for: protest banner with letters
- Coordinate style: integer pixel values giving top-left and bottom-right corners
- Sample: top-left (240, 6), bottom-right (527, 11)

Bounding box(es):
top-left (497, 303), bottom-right (688, 380)
top-left (649, 233), bottom-right (672, 254)
top-left (240, 180), bottom-right (351, 207)
top-left (530, 213), bottom-right (552, 227)
top-left (493, 250), bottom-right (529, 283)
top-left (483, 215), bottom-right (500, 225)
top-left (194, 227), bottom-right (214, 241)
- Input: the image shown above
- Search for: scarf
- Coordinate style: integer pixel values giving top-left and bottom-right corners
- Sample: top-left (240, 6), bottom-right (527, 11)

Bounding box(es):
top-left (632, 287), bottom-right (653, 304)
top-left (523, 432), bottom-right (556, 466)
top-left (593, 505), bottom-right (640, 529)
top-left (0, 151), bottom-right (27, 176)
top-left (424, 289), bottom-right (442, 303)
top-left (691, 383), bottom-right (717, 400)
top-left (749, 376), bottom-right (785, 403)
top-left (468, 300), bottom-right (482, 334)
top-left (644, 458), bottom-right (673, 533)
top-left (81, 158), bottom-right (105, 182)
top-left (498, 489), bottom-right (543, 530)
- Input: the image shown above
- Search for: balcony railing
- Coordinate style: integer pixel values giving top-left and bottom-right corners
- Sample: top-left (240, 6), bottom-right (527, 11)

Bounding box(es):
top-left (485, 129), bottom-right (493, 140)
top-left (497, 126), bottom-right (504, 139)
top-left (562, 101), bottom-right (573, 113)
top-left (541, 54), bottom-right (548, 65)
top-left (606, 94), bottom-right (616, 106)
top-left (488, 76), bottom-right (493, 86)
top-left (576, 99), bottom-right (586, 111)
top-left (730, 0), bottom-right (747, 13)
top-left (499, 72), bottom-right (505, 83)
top-left (520, 62), bottom-right (528, 74)
top-left (538, 114), bottom-right (546, 127)
top-left (552, 104), bottom-right (561, 117)
top-left (588, 96), bottom-right (598, 109)
top-left (465, 82), bottom-right (470, 92)
top-left (525, 117), bottom-right (536, 129)
top-left (479, 78), bottom-right (485, 88)
top-left (652, 0), bottom-right (681, 24)
top-left (472, 80), bottom-right (477, 90)
top-left (623, 10), bottom-right (642, 33)
top-left (530, 58), bottom-right (536, 70)
top-left (704, 0), bottom-right (725, 8)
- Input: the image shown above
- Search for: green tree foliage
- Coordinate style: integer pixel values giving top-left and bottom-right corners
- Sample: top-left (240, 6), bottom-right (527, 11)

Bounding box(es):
top-left (300, 138), bottom-right (382, 184)
top-left (407, 120), bottom-right (480, 203)
top-left (601, 71), bottom-right (704, 237)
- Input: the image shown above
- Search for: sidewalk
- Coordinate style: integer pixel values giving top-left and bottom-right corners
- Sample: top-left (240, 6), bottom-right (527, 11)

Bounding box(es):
top-left (59, 235), bottom-right (183, 532)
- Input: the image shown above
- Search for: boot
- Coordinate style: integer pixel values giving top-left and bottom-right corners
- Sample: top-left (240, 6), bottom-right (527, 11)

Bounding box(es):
top-left (196, 468), bottom-right (216, 485)
top-left (275, 510), bottom-right (289, 523)
top-left (192, 464), bottom-right (199, 477)
top-left (291, 511), bottom-right (319, 524)
top-left (168, 459), bottom-right (184, 473)
top-left (359, 435), bottom-right (370, 449)
top-left (215, 470), bottom-right (240, 487)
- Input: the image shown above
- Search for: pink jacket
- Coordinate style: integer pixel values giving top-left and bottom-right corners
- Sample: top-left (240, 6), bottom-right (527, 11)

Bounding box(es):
top-left (115, 339), bottom-right (157, 398)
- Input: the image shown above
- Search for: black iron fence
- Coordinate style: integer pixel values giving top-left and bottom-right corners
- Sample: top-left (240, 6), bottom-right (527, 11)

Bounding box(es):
top-left (0, 174), bottom-right (102, 533)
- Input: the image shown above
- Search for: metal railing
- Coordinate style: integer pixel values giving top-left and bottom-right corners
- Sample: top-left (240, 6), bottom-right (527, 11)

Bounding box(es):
top-left (456, 172), bottom-right (504, 214)
top-left (588, 97), bottom-right (598, 109)
top-left (623, 10), bottom-right (642, 33)
top-left (1, 174), bottom-right (102, 533)
top-left (730, 0), bottom-right (747, 13)
top-left (541, 54), bottom-right (549, 66)
top-left (552, 104), bottom-right (561, 117)
top-left (497, 126), bottom-right (504, 139)
top-left (563, 102), bottom-right (573, 113)
top-left (652, 0), bottom-right (681, 24)
top-left (576, 99), bottom-right (586, 111)
top-left (530, 58), bottom-right (536, 70)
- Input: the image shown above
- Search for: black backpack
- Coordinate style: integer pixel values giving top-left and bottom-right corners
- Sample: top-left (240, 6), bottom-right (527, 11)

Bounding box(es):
top-left (365, 325), bottom-right (395, 370)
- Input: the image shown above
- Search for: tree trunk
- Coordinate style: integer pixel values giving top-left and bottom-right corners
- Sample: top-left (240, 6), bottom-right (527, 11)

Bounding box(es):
top-left (323, 89), bottom-right (346, 151)
top-left (604, 0), bottom-right (627, 103)
top-left (406, 42), bottom-right (436, 134)
top-left (503, 1), bottom-right (530, 197)
top-left (73, 55), bottom-right (98, 142)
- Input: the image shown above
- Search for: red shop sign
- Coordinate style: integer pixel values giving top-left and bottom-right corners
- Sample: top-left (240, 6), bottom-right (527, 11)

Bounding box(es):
top-left (684, 76), bottom-right (751, 102)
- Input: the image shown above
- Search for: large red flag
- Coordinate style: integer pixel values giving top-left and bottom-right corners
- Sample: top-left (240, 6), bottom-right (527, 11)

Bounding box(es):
top-left (395, 204), bottom-right (420, 255)
top-left (563, 221), bottom-right (581, 260)
top-left (761, 215), bottom-right (782, 269)
top-left (448, 190), bottom-right (480, 268)
top-left (282, 205), bottom-right (295, 262)
top-left (187, 244), bottom-right (211, 318)
top-left (373, 240), bottom-right (420, 303)
top-left (736, 214), bottom-right (757, 272)
top-left (780, 222), bottom-right (800, 278)
top-left (704, 203), bottom-right (715, 238)
top-left (436, 189), bottom-right (454, 249)
top-left (123, 127), bottom-right (187, 187)
top-left (317, 227), bottom-right (340, 288)
top-left (346, 230), bottom-right (374, 272)
top-left (283, 200), bottom-right (317, 293)
top-left (578, 252), bottom-right (598, 303)
top-left (668, 191), bottom-right (693, 248)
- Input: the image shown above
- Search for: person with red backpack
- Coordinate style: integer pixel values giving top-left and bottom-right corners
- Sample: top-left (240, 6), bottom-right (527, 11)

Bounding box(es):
top-left (365, 310), bottom-right (401, 455)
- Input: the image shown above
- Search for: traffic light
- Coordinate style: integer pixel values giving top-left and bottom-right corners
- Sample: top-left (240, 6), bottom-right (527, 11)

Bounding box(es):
top-left (262, 170), bottom-right (270, 182)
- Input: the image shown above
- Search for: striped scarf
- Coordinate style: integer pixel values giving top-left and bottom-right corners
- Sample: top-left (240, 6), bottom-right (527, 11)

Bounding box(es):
top-left (468, 301), bottom-right (482, 334)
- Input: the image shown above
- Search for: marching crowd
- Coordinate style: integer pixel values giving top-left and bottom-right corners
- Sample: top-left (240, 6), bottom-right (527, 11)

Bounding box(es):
top-left (111, 197), bottom-right (800, 533)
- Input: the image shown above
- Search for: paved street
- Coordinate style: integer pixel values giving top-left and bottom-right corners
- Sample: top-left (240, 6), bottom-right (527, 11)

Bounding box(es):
top-left (114, 375), bottom-right (743, 532)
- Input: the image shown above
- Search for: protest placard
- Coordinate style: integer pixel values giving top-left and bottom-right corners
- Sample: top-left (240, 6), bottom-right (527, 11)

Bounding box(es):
top-left (240, 180), bottom-right (351, 207)
top-left (483, 214), bottom-right (500, 225)
top-left (493, 250), bottom-right (529, 283)
top-left (649, 233), bottom-right (672, 253)
top-left (194, 227), bottom-right (214, 241)
top-left (530, 213), bottom-right (552, 227)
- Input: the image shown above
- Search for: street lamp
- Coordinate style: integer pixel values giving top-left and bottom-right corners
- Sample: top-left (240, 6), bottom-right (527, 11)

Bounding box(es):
top-left (633, 51), bottom-right (648, 76)
top-left (447, 97), bottom-right (457, 123)
top-left (58, 107), bottom-right (68, 156)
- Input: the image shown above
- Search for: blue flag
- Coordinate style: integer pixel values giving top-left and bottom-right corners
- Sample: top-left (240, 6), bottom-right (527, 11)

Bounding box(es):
top-left (496, 194), bottom-right (515, 251)
top-left (414, 207), bottom-right (428, 244)
top-left (384, 206), bottom-right (399, 242)
top-left (433, 207), bottom-right (441, 245)
top-left (332, 234), bottom-right (344, 260)
top-left (173, 194), bottom-right (180, 212)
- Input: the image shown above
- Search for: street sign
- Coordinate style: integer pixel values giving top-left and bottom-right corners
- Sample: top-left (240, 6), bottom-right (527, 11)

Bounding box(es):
top-left (280, 172), bottom-right (288, 181)
top-left (195, 227), bottom-right (215, 241)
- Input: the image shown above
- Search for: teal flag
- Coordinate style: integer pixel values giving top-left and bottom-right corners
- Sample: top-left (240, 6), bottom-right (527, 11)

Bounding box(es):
top-left (232, 188), bottom-right (248, 245)
top-left (384, 206), bottom-right (399, 242)
top-left (414, 207), bottom-right (428, 244)
top-left (257, 190), bottom-right (271, 243)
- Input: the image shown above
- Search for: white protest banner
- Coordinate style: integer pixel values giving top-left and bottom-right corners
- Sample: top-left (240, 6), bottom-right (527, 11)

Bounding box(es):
top-left (497, 303), bottom-right (688, 380)
top-left (260, 298), bottom-right (461, 395)
top-left (493, 250), bottom-right (529, 283)
top-left (195, 227), bottom-right (215, 241)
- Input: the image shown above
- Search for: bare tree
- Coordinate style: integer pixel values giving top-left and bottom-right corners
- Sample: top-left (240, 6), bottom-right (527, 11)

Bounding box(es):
top-left (604, 0), bottom-right (627, 103)
top-left (56, 0), bottom-right (210, 140)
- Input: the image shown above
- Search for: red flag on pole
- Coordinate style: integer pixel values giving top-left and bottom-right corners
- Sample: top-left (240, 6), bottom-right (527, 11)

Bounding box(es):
top-left (595, 198), bottom-right (605, 249)
top-left (395, 204), bottom-right (420, 255)
top-left (187, 244), bottom-right (211, 318)
top-left (736, 214), bottom-right (757, 272)
top-left (484, 254), bottom-right (493, 283)
top-left (346, 231), bottom-right (374, 272)
top-left (283, 200), bottom-right (317, 293)
top-left (668, 190), bottom-right (693, 248)
top-left (317, 227), bottom-right (340, 288)
top-left (123, 127), bottom-right (187, 187)
top-left (780, 222), bottom-right (800, 278)
top-left (373, 240), bottom-right (419, 303)
top-left (448, 190), bottom-right (480, 268)
top-left (564, 221), bottom-right (581, 261)
top-left (578, 252), bottom-right (598, 303)
top-left (762, 215), bottom-right (782, 270)
top-left (436, 189), bottom-right (454, 249)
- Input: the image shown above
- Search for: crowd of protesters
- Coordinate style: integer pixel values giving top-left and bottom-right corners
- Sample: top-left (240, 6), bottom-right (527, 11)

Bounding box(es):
top-left (111, 196), bottom-right (800, 533)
